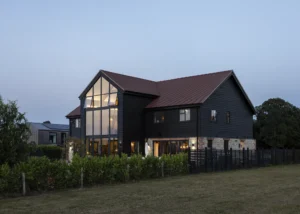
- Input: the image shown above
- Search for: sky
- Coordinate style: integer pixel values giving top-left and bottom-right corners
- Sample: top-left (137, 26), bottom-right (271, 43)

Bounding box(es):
top-left (1, 0), bottom-right (300, 124)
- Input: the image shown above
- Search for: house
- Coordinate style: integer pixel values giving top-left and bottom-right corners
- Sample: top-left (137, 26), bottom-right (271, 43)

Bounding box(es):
top-left (66, 69), bottom-right (256, 157)
top-left (28, 121), bottom-right (69, 145)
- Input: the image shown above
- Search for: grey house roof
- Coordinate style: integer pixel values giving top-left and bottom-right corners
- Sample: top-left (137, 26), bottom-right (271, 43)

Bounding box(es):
top-left (29, 122), bottom-right (69, 131)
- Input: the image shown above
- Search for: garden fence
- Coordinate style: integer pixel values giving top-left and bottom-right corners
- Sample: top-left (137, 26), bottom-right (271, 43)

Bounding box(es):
top-left (188, 148), bottom-right (300, 173)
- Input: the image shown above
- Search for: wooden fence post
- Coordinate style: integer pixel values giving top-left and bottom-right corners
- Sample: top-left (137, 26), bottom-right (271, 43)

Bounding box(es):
top-left (242, 148), bottom-right (245, 168)
top-left (22, 172), bottom-right (26, 196)
top-left (161, 161), bottom-right (164, 178)
top-left (80, 167), bottom-right (83, 189)
top-left (187, 147), bottom-right (191, 173)
top-left (230, 148), bottom-right (233, 170)
top-left (127, 164), bottom-right (130, 181)
top-left (205, 147), bottom-right (208, 172)
top-left (293, 148), bottom-right (296, 163)
top-left (247, 148), bottom-right (249, 168)
top-left (210, 147), bottom-right (213, 172)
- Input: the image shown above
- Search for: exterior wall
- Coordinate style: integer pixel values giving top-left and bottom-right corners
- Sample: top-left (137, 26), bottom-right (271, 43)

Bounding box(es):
top-left (28, 124), bottom-right (39, 144)
top-left (198, 137), bottom-right (256, 150)
top-left (69, 117), bottom-right (81, 139)
top-left (123, 93), bottom-right (154, 154)
top-left (38, 130), bottom-right (69, 145)
top-left (199, 76), bottom-right (254, 139)
top-left (145, 107), bottom-right (198, 138)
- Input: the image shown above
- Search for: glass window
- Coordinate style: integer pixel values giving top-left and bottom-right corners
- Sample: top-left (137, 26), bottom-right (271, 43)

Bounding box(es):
top-left (86, 111), bottom-right (93, 135)
top-left (179, 109), bottom-right (190, 121)
top-left (102, 94), bottom-right (109, 107)
top-left (154, 112), bottom-right (164, 123)
top-left (94, 110), bottom-right (101, 135)
top-left (94, 138), bottom-right (101, 156)
top-left (85, 97), bottom-right (93, 108)
top-left (49, 133), bottom-right (57, 144)
top-left (109, 93), bottom-right (118, 106)
top-left (102, 138), bottom-right (109, 156)
top-left (110, 84), bottom-right (118, 93)
top-left (110, 139), bottom-right (118, 155)
top-left (75, 119), bottom-right (81, 128)
top-left (102, 78), bottom-right (109, 94)
top-left (102, 109), bottom-right (109, 135)
top-left (211, 110), bottom-right (217, 121)
top-left (87, 87), bottom-right (93, 97)
top-left (94, 79), bottom-right (101, 95)
top-left (131, 141), bottom-right (139, 154)
top-left (110, 108), bottom-right (118, 135)
top-left (226, 111), bottom-right (231, 124)
top-left (94, 95), bottom-right (101, 108)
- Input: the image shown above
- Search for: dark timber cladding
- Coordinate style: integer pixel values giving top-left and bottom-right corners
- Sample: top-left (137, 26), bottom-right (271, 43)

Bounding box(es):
top-left (145, 107), bottom-right (198, 138)
top-left (123, 93), bottom-right (154, 154)
top-left (68, 69), bottom-right (256, 155)
top-left (199, 76), bottom-right (253, 138)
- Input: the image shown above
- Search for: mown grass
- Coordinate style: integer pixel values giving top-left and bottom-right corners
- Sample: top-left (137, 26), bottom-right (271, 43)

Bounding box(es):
top-left (1, 165), bottom-right (300, 214)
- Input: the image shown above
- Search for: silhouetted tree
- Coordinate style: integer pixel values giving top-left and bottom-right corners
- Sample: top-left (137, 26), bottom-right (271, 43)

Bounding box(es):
top-left (254, 98), bottom-right (300, 148)
top-left (0, 96), bottom-right (31, 165)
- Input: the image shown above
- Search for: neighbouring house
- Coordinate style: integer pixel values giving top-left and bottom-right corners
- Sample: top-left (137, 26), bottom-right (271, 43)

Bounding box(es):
top-left (28, 121), bottom-right (69, 146)
top-left (66, 69), bottom-right (256, 157)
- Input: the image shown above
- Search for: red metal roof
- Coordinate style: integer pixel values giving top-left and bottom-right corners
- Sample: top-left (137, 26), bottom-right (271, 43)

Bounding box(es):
top-left (146, 70), bottom-right (233, 108)
top-left (102, 70), bottom-right (159, 96)
top-left (70, 69), bottom-right (254, 117)
top-left (66, 106), bottom-right (80, 118)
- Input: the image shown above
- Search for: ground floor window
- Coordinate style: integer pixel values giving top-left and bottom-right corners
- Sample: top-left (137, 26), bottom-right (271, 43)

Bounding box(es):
top-left (131, 141), bottom-right (139, 155)
top-left (49, 132), bottom-right (57, 144)
top-left (153, 140), bottom-right (188, 157)
top-left (86, 137), bottom-right (118, 156)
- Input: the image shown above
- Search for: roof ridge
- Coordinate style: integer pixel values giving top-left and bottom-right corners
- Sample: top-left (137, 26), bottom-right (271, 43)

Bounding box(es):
top-left (101, 70), bottom-right (156, 83)
top-left (157, 70), bottom-right (233, 83)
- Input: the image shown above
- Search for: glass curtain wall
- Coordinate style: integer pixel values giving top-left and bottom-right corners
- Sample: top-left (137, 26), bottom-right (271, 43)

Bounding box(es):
top-left (85, 77), bottom-right (119, 156)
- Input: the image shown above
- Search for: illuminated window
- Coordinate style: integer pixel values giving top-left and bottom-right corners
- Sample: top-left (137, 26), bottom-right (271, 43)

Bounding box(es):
top-left (110, 108), bottom-right (118, 135)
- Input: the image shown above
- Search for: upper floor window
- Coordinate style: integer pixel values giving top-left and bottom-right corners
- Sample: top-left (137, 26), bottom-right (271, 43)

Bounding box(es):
top-left (179, 109), bottom-right (190, 121)
top-left (84, 77), bottom-right (118, 108)
top-left (226, 111), bottom-right (231, 124)
top-left (75, 119), bottom-right (81, 128)
top-left (154, 112), bottom-right (164, 123)
top-left (211, 110), bottom-right (217, 121)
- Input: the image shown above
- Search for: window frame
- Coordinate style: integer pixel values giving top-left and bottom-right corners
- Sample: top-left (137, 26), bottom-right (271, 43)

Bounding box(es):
top-left (154, 112), bottom-right (164, 124)
top-left (49, 132), bottom-right (57, 144)
top-left (75, 118), bottom-right (81, 128)
top-left (179, 109), bottom-right (191, 122)
top-left (211, 110), bottom-right (217, 122)
top-left (226, 111), bottom-right (231, 124)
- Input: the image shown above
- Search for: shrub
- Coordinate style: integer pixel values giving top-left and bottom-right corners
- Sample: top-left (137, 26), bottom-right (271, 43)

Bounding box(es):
top-left (30, 145), bottom-right (63, 160)
top-left (0, 153), bottom-right (188, 196)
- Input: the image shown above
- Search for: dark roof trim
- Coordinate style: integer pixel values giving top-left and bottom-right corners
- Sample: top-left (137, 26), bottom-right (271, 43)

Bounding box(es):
top-left (201, 71), bottom-right (256, 113)
top-left (144, 103), bottom-right (201, 111)
top-left (79, 70), bottom-right (124, 99)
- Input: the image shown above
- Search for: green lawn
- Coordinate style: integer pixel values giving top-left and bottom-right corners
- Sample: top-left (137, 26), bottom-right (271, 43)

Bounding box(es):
top-left (1, 165), bottom-right (300, 214)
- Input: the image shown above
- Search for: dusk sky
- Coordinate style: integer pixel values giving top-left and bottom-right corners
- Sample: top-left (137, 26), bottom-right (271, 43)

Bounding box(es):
top-left (1, 0), bottom-right (299, 124)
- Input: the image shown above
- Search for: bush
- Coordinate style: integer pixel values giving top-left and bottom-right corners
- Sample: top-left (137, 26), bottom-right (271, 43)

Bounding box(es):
top-left (0, 153), bottom-right (188, 196)
top-left (30, 145), bottom-right (63, 160)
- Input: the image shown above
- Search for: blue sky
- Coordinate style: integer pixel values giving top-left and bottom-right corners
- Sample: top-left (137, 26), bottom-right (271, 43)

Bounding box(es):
top-left (1, 0), bottom-right (299, 124)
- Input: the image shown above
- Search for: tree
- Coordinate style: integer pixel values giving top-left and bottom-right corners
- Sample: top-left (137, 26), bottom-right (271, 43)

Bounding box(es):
top-left (254, 98), bottom-right (300, 148)
top-left (0, 96), bottom-right (31, 165)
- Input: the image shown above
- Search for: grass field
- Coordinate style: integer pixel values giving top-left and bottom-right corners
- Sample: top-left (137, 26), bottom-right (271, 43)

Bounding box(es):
top-left (1, 165), bottom-right (300, 214)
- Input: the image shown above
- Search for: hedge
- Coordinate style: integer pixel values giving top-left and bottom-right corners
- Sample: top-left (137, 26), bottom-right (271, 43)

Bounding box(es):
top-left (30, 145), bottom-right (64, 160)
top-left (0, 153), bottom-right (188, 196)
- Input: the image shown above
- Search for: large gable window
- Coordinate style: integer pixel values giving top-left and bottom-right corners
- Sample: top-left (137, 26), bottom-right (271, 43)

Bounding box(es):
top-left (179, 109), bottom-right (190, 121)
top-left (84, 77), bottom-right (118, 109)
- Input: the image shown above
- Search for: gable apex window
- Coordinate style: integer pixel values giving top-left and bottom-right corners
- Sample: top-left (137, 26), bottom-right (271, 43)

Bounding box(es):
top-left (226, 111), bottom-right (231, 124)
top-left (154, 112), bottom-right (164, 123)
top-left (84, 77), bottom-right (118, 109)
top-left (179, 109), bottom-right (190, 121)
top-left (211, 110), bottom-right (217, 121)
